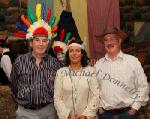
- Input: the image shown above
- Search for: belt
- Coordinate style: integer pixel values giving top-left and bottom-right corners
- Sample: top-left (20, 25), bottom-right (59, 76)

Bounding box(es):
top-left (104, 107), bottom-right (130, 115)
top-left (23, 103), bottom-right (50, 110)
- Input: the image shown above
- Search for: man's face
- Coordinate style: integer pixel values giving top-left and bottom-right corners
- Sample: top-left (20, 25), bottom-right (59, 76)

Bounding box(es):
top-left (0, 47), bottom-right (3, 54)
top-left (30, 36), bottom-right (49, 56)
top-left (103, 34), bottom-right (121, 54)
top-left (56, 52), bottom-right (65, 61)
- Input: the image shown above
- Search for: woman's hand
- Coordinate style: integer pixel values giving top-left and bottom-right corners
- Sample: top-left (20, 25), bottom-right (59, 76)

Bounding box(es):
top-left (78, 115), bottom-right (87, 119)
top-left (68, 114), bottom-right (79, 119)
top-left (68, 116), bottom-right (74, 119)
top-left (98, 107), bottom-right (104, 114)
top-left (68, 115), bottom-right (74, 119)
top-left (68, 114), bottom-right (87, 119)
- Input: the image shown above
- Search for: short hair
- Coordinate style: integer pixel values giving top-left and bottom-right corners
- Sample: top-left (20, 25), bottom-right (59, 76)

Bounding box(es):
top-left (65, 48), bottom-right (89, 67)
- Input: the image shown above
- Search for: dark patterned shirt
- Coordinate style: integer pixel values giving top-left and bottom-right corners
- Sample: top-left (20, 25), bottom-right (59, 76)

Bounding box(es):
top-left (10, 52), bottom-right (62, 106)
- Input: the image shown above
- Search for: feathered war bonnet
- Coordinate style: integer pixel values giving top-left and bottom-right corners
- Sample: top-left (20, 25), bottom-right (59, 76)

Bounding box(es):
top-left (16, 3), bottom-right (58, 41)
top-left (52, 28), bottom-right (74, 54)
top-left (52, 29), bottom-right (84, 54)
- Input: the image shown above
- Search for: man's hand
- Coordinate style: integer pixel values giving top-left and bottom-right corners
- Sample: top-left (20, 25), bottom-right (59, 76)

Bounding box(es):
top-left (128, 108), bottom-right (138, 115)
top-left (98, 107), bottom-right (104, 114)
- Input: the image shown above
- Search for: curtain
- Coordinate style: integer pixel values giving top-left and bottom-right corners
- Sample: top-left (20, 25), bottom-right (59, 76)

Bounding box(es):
top-left (87, 0), bottom-right (120, 59)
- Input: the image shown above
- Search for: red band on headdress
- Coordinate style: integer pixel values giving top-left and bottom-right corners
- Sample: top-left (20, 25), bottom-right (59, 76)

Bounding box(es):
top-left (33, 27), bottom-right (48, 36)
top-left (54, 46), bottom-right (63, 53)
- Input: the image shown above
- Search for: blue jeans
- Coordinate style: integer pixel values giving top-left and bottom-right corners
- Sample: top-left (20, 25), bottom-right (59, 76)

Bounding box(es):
top-left (98, 111), bottom-right (139, 119)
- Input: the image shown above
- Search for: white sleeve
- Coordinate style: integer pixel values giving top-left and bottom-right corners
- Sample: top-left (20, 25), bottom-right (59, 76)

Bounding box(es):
top-left (131, 58), bottom-right (149, 110)
top-left (54, 70), bottom-right (71, 119)
top-left (1, 55), bottom-right (12, 79)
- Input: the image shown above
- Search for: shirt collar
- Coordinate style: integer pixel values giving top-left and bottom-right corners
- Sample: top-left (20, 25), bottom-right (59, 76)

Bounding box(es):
top-left (104, 50), bottom-right (124, 62)
top-left (29, 52), bottom-right (48, 61)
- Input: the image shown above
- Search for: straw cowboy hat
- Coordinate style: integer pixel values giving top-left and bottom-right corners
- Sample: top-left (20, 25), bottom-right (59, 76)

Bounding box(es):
top-left (95, 27), bottom-right (127, 41)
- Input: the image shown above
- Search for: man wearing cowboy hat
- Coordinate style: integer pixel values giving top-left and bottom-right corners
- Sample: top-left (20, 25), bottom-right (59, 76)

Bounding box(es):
top-left (95, 27), bottom-right (149, 119)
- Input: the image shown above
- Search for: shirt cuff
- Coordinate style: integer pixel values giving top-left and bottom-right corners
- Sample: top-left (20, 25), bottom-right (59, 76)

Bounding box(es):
top-left (131, 102), bottom-right (141, 110)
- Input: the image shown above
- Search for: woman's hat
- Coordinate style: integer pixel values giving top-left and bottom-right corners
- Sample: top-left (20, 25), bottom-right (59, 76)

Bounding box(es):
top-left (52, 41), bottom-right (68, 53)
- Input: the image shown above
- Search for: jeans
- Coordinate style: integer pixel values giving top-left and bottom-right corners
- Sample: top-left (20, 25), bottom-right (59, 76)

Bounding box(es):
top-left (98, 111), bottom-right (139, 119)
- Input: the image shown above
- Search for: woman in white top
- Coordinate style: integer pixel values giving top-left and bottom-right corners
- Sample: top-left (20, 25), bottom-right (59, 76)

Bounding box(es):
top-left (54, 42), bottom-right (100, 119)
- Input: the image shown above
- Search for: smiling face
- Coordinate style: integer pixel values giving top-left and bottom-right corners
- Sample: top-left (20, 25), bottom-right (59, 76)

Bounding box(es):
top-left (103, 33), bottom-right (121, 55)
top-left (69, 46), bottom-right (82, 65)
top-left (56, 52), bottom-right (65, 61)
top-left (31, 36), bottom-right (49, 56)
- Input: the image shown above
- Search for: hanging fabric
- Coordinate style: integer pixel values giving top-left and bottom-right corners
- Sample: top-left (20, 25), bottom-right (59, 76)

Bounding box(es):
top-left (87, 0), bottom-right (120, 59)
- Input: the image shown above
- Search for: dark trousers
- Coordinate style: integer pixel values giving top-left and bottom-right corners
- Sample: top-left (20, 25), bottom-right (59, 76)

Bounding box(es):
top-left (98, 111), bottom-right (139, 119)
top-left (0, 68), bottom-right (10, 85)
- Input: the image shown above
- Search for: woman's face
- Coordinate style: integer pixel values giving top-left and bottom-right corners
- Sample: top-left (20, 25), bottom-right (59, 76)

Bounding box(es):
top-left (69, 46), bottom-right (82, 64)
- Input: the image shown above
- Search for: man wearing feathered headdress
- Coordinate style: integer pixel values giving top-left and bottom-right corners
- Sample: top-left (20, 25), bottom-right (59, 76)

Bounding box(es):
top-left (10, 3), bottom-right (61, 119)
